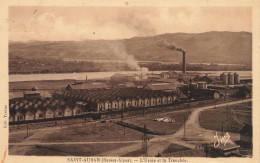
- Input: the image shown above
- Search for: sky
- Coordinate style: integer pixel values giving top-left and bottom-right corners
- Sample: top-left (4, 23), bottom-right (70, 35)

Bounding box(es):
top-left (9, 6), bottom-right (251, 41)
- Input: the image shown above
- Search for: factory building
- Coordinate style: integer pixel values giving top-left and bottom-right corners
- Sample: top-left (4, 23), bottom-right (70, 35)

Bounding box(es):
top-left (197, 82), bottom-right (208, 89)
top-left (9, 88), bottom-right (179, 122)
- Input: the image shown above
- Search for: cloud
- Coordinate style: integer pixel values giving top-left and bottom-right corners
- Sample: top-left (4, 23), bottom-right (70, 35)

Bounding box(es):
top-left (9, 9), bottom-right (157, 41)
top-left (9, 7), bottom-right (251, 41)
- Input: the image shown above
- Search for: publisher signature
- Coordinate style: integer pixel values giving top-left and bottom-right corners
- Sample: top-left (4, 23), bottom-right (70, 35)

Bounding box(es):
top-left (214, 132), bottom-right (230, 148)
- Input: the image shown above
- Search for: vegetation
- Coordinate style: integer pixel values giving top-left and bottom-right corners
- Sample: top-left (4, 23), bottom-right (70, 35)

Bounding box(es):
top-left (162, 143), bottom-right (190, 154)
top-left (199, 102), bottom-right (252, 133)
top-left (9, 58), bottom-right (251, 74)
top-left (9, 31), bottom-right (252, 74)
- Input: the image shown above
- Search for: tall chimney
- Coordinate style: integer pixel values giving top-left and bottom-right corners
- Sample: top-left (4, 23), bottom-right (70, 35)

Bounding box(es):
top-left (182, 51), bottom-right (186, 73)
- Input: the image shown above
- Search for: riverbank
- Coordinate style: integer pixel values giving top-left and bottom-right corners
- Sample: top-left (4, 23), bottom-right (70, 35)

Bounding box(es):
top-left (9, 70), bottom-right (252, 82)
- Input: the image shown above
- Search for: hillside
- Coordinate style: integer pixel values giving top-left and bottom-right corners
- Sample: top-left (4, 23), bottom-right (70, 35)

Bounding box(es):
top-left (9, 31), bottom-right (252, 64)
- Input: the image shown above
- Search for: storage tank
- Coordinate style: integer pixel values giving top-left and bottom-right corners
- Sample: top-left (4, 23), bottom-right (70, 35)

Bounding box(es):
top-left (234, 72), bottom-right (240, 84)
top-left (228, 72), bottom-right (234, 85)
top-left (220, 73), bottom-right (228, 85)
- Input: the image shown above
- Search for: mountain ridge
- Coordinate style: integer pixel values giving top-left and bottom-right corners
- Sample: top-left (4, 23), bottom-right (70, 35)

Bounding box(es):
top-left (9, 31), bottom-right (252, 64)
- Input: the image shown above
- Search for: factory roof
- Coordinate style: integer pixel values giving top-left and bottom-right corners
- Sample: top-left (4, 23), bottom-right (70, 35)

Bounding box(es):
top-left (59, 87), bottom-right (178, 103)
top-left (179, 85), bottom-right (219, 99)
top-left (68, 82), bottom-right (109, 90)
top-left (9, 90), bottom-right (51, 99)
top-left (155, 78), bottom-right (180, 84)
top-left (144, 83), bottom-right (178, 91)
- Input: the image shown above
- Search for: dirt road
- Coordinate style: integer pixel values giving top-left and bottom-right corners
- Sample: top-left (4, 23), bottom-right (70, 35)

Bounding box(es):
top-left (98, 99), bottom-right (251, 156)
top-left (9, 99), bottom-right (251, 157)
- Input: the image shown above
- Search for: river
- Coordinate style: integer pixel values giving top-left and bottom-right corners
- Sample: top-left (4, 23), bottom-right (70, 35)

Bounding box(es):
top-left (9, 71), bottom-right (252, 82)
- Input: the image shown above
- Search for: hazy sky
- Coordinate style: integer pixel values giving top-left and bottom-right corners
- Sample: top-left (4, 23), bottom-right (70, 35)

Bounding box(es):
top-left (9, 6), bottom-right (251, 41)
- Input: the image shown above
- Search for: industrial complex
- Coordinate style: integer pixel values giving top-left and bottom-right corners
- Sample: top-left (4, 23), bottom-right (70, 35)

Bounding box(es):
top-left (8, 49), bottom-right (252, 158)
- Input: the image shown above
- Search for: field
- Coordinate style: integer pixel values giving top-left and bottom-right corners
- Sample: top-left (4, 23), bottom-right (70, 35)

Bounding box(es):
top-left (9, 106), bottom-right (190, 156)
top-left (9, 121), bottom-right (143, 156)
top-left (9, 80), bottom-right (77, 91)
top-left (125, 110), bottom-right (190, 134)
top-left (199, 102), bottom-right (252, 133)
top-left (9, 143), bottom-right (134, 156)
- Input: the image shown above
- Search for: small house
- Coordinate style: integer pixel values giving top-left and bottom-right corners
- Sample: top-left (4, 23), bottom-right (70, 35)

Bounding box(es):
top-left (104, 100), bottom-right (112, 110)
top-left (112, 100), bottom-right (119, 110)
top-left (73, 105), bottom-right (83, 115)
top-left (15, 106), bottom-right (26, 122)
top-left (138, 98), bottom-right (145, 108)
top-left (45, 106), bottom-right (55, 119)
top-left (131, 98), bottom-right (138, 108)
top-left (150, 97), bottom-right (156, 106)
top-left (25, 105), bottom-right (36, 121)
top-left (125, 98), bottom-right (132, 109)
top-left (35, 107), bottom-right (45, 120)
top-left (55, 106), bottom-right (65, 118)
top-left (64, 105), bottom-right (74, 117)
top-left (97, 101), bottom-right (105, 112)
top-left (167, 95), bottom-right (173, 103)
top-left (240, 124), bottom-right (252, 147)
top-left (156, 96), bottom-right (162, 106)
top-left (144, 97), bottom-right (150, 107)
top-left (118, 99), bottom-right (125, 110)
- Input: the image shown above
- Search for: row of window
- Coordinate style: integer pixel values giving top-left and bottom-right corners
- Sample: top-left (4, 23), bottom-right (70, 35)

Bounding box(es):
top-left (99, 97), bottom-right (175, 110)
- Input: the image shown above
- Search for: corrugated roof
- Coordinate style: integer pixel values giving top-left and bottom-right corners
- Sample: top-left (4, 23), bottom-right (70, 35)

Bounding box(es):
top-left (69, 82), bottom-right (109, 90)
top-left (144, 83), bottom-right (177, 91)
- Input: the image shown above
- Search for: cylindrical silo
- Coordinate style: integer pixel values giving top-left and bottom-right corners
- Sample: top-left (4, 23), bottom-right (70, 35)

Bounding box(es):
top-left (220, 73), bottom-right (228, 85)
top-left (220, 73), bottom-right (224, 81)
top-left (228, 72), bottom-right (234, 85)
top-left (234, 72), bottom-right (240, 84)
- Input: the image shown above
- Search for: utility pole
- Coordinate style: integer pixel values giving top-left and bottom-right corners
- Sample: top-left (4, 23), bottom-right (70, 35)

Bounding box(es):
top-left (226, 105), bottom-right (229, 121)
top-left (121, 107), bottom-right (124, 122)
top-left (142, 108), bottom-right (145, 117)
top-left (221, 121), bottom-right (224, 137)
top-left (188, 101), bottom-right (190, 113)
top-left (143, 124), bottom-right (148, 156)
top-left (183, 116), bottom-right (186, 139)
top-left (27, 124), bottom-right (29, 138)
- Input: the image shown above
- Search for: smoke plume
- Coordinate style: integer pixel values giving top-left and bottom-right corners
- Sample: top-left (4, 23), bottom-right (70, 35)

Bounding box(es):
top-left (108, 41), bottom-right (142, 71)
top-left (158, 40), bottom-right (185, 52)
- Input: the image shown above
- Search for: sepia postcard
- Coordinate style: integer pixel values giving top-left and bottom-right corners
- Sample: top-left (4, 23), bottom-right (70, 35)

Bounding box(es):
top-left (0, 0), bottom-right (260, 163)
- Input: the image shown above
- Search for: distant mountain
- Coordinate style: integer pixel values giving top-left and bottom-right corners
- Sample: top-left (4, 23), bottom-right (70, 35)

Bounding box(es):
top-left (9, 31), bottom-right (252, 64)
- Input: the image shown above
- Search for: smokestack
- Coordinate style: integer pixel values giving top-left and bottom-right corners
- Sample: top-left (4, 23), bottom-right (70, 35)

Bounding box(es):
top-left (157, 40), bottom-right (186, 73)
top-left (182, 51), bottom-right (186, 74)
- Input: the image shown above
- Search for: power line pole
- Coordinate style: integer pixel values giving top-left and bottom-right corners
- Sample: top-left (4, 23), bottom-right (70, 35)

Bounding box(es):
top-left (143, 124), bottom-right (148, 156)
top-left (121, 107), bottom-right (124, 122)
top-left (27, 124), bottom-right (29, 138)
top-left (226, 105), bottom-right (229, 121)
top-left (183, 116), bottom-right (186, 139)
top-left (221, 121), bottom-right (224, 137)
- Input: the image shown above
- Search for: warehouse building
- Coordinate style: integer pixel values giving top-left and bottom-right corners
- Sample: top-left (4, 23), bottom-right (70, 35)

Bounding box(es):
top-left (9, 88), bottom-right (179, 122)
